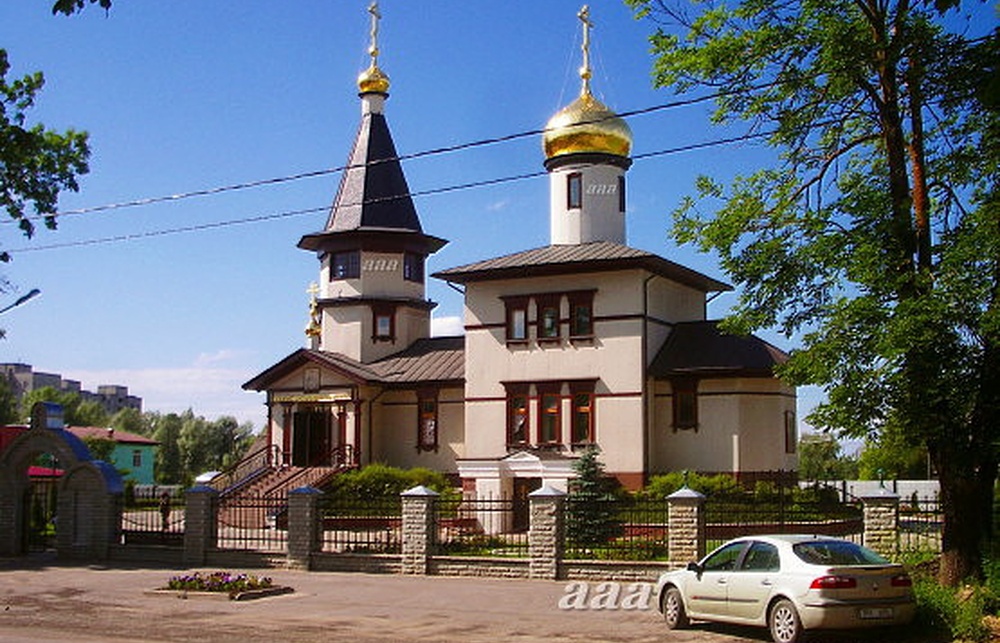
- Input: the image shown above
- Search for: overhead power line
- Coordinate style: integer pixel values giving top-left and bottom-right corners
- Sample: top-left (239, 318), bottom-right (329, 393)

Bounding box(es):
top-left (10, 129), bottom-right (773, 254)
top-left (7, 85), bottom-right (771, 227)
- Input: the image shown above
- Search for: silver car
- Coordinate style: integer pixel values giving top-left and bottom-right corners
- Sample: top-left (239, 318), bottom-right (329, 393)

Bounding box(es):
top-left (655, 535), bottom-right (916, 643)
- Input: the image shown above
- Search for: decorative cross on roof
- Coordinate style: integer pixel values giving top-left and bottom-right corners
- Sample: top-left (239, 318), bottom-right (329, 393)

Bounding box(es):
top-left (578, 5), bottom-right (593, 96)
top-left (368, 1), bottom-right (382, 67)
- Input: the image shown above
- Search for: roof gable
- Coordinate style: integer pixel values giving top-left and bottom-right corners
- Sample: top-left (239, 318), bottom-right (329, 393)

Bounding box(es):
top-left (243, 338), bottom-right (466, 392)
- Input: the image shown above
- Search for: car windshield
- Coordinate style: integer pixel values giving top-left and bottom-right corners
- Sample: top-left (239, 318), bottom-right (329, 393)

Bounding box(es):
top-left (793, 540), bottom-right (889, 566)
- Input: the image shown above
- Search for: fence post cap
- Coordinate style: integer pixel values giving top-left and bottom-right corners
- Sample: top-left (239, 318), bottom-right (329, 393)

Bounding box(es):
top-left (401, 484), bottom-right (439, 497)
top-left (667, 486), bottom-right (706, 501)
top-left (860, 487), bottom-right (899, 501)
top-left (186, 484), bottom-right (219, 494)
top-left (528, 484), bottom-right (566, 498)
top-left (289, 485), bottom-right (323, 495)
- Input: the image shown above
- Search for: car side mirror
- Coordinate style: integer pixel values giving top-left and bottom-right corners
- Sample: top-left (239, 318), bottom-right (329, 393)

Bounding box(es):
top-left (686, 561), bottom-right (702, 573)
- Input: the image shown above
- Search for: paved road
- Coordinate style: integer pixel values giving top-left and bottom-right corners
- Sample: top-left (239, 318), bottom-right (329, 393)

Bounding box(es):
top-left (0, 555), bottom-right (935, 643)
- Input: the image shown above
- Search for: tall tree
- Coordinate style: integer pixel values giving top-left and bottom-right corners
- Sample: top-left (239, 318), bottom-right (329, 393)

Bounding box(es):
top-left (628, 0), bottom-right (998, 584)
top-left (798, 434), bottom-right (859, 481)
top-left (0, 376), bottom-right (18, 424)
top-left (151, 412), bottom-right (183, 485)
top-left (1, 2), bottom-right (101, 334)
top-left (0, 50), bottom-right (90, 262)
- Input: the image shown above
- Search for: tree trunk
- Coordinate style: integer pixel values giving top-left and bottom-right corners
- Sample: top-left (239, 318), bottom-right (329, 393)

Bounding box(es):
top-left (936, 445), bottom-right (990, 585)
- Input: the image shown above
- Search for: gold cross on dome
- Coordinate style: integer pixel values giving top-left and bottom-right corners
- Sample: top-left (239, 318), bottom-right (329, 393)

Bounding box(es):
top-left (367, 2), bottom-right (382, 64)
top-left (578, 5), bottom-right (593, 96)
top-left (306, 282), bottom-right (320, 300)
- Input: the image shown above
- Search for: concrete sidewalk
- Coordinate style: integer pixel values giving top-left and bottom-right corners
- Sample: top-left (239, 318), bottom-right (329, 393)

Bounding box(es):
top-left (0, 554), bottom-right (752, 643)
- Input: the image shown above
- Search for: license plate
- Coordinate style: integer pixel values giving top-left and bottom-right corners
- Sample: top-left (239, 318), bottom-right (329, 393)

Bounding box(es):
top-left (858, 607), bottom-right (894, 620)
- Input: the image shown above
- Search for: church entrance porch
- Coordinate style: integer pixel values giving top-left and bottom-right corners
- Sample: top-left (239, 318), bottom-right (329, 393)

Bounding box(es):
top-left (290, 405), bottom-right (348, 467)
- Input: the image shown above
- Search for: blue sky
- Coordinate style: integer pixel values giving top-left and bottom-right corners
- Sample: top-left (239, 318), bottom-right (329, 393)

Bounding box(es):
top-left (1, 2), bottom-right (991, 433)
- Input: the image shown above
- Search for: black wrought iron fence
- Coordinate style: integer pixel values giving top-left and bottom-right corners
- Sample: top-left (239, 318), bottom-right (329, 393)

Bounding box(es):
top-left (320, 495), bottom-right (401, 554)
top-left (564, 496), bottom-right (670, 561)
top-left (705, 486), bottom-right (864, 552)
top-left (898, 496), bottom-right (943, 553)
top-left (436, 495), bottom-right (529, 557)
top-left (120, 491), bottom-right (185, 546)
top-left (217, 492), bottom-right (288, 552)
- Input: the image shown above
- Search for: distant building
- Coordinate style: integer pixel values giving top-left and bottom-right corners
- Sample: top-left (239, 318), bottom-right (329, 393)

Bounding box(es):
top-left (0, 363), bottom-right (142, 416)
top-left (65, 426), bottom-right (158, 485)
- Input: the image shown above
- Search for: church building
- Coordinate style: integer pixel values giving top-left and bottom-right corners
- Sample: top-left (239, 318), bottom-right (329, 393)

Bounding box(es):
top-left (243, 4), bottom-right (797, 498)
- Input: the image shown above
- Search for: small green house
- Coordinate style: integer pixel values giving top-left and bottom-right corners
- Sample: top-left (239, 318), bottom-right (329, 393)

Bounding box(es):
top-left (67, 426), bottom-right (158, 485)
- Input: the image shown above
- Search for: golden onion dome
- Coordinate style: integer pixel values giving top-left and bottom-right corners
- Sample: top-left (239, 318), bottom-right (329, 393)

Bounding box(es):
top-left (357, 63), bottom-right (390, 94)
top-left (543, 90), bottom-right (632, 159)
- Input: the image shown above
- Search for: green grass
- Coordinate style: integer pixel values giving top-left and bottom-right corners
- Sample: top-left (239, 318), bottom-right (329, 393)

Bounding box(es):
top-left (901, 550), bottom-right (1000, 642)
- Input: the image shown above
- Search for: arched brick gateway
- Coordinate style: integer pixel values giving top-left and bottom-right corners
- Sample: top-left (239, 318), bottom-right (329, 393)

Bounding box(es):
top-left (0, 403), bottom-right (123, 559)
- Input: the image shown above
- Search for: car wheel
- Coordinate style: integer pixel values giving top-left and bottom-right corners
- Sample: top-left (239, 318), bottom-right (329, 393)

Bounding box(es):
top-left (769, 598), bottom-right (805, 643)
top-left (661, 587), bottom-right (689, 630)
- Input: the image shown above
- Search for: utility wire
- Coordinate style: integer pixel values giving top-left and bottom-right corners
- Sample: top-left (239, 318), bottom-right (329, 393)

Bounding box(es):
top-left (11, 129), bottom-right (774, 254)
top-left (7, 86), bottom-right (764, 227)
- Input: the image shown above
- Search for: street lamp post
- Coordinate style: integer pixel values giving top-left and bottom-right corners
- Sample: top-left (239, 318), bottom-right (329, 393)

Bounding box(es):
top-left (0, 288), bottom-right (41, 316)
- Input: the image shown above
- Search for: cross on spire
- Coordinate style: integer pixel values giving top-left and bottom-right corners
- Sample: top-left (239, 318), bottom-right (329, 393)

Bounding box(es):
top-left (368, 1), bottom-right (382, 66)
top-left (578, 5), bottom-right (593, 96)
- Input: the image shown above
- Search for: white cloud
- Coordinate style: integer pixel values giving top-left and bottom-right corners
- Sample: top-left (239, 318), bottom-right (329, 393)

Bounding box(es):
top-left (63, 356), bottom-right (266, 427)
top-left (431, 316), bottom-right (464, 337)
top-left (486, 199), bottom-right (510, 212)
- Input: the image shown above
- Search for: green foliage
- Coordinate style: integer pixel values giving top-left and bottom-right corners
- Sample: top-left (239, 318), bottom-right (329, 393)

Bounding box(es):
top-left (51, 0), bottom-right (112, 15)
top-left (857, 428), bottom-right (930, 480)
top-left (73, 400), bottom-right (108, 427)
top-left (797, 434), bottom-right (859, 481)
top-left (19, 387), bottom-right (77, 422)
top-left (325, 463), bottom-right (456, 501)
top-left (151, 412), bottom-right (183, 485)
top-left (628, 0), bottom-right (999, 583)
top-left (912, 579), bottom-right (998, 642)
top-left (0, 49), bottom-right (90, 263)
top-left (172, 410), bottom-right (255, 484)
top-left (640, 471), bottom-right (741, 499)
top-left (0, 376), bottom-right (18, 425)
top-left (80, 435), bottom-right (115, 462)
top-left (566, 448), bottom-right (623, 549)
top-left (109, 407), bottom-right (151, 436)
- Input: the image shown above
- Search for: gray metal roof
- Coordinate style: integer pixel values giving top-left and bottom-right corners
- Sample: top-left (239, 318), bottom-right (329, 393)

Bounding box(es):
top-left (373, 336), bottom-right (465, 384)
top-left (433, 241), bottom-right (730, 293)
top-left (243, 337), bottom-right (465, 392)
top-left (649, 320), bottom-right (788, 378)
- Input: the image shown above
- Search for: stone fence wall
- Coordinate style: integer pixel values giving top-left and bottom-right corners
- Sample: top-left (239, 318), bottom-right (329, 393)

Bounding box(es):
top-left (114, 484), bottom-right (911, 580)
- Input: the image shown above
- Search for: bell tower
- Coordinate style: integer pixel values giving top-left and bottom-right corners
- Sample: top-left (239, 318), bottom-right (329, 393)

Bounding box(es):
top-left (542, 5), bottom-right (633, 246)
top-left (298, 2), bottom-right (447, 363)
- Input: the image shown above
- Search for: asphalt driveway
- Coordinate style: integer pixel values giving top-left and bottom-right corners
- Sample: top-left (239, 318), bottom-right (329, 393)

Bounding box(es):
top-left (0, 554), bottom-right (940, 643)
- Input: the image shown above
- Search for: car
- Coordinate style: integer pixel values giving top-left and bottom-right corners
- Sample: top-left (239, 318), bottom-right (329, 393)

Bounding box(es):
top-left (654, 535), bottom-right (916, 643)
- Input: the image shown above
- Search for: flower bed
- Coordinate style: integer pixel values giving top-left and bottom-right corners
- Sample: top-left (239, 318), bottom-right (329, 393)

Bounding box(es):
top-left (160, 571), bottom-right (292, 601)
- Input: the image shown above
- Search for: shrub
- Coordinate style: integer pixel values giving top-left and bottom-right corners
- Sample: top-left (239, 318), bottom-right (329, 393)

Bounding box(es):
top-left (905, 553), bottom-right (1000, 643)
top-left (640, 471), bottom-right (741, 499)
top-left (325, 463), bottom-right (457, 503)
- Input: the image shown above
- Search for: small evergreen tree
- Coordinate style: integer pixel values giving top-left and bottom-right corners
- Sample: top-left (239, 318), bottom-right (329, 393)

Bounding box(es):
top-left (566, 448), bottom-right (622, 550)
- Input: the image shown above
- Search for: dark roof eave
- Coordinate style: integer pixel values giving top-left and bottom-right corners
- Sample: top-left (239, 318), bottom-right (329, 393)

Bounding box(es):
top-left (242, 349), bottom-right (375, 391)
top-left (433, 255), bottom-right (731, 293)
top-left (298, 229), bottom-right (448, 255)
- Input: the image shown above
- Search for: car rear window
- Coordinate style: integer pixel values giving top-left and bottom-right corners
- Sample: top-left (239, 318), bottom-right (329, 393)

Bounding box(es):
top-left (793, 540), bottom-right (889, 566)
